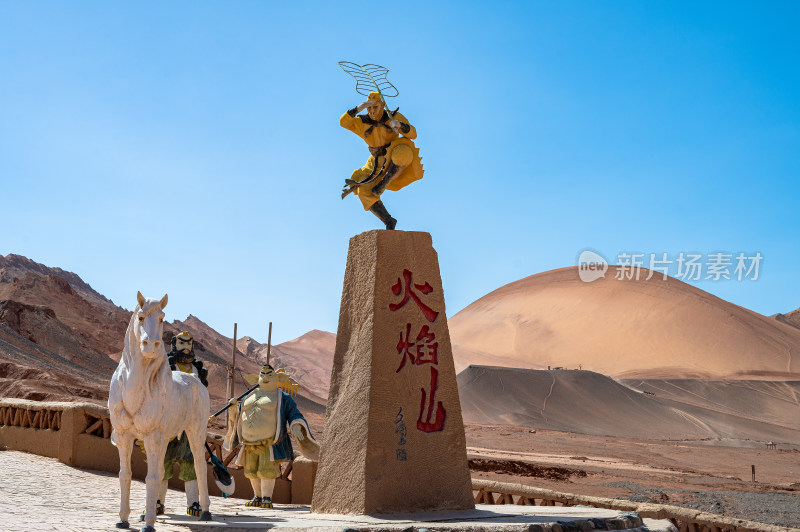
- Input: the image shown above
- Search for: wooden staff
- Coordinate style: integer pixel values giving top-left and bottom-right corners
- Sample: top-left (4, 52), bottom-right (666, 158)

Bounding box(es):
top-left (227, 323), bottom-right (237, 425)
top-left (267, 322), bottom-right (272, 366)
top-left (210, 383), bottom-right (259, 421)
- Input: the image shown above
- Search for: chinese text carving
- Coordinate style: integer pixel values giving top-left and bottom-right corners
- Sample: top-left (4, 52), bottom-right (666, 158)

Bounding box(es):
top-left (395, 323), bottom-right (439, 372)
top-left (389, 269), bottom-right (439, 322)
top-left (417, 367), bottom-right (446, 433)
top-left (389, 269), bottom-right (446, 433)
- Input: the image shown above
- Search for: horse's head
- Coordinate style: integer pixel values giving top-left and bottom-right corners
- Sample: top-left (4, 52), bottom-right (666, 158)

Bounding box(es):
top-left (134, 291), bottom-right (168, 360)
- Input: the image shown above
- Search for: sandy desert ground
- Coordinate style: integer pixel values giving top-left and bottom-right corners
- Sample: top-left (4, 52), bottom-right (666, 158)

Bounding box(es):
top-left (458, 367), bottom-right (800, 442)
top-left (464, 424), bottom-right (800, 528)
top-left (455, 365), bottom-right (800, 527)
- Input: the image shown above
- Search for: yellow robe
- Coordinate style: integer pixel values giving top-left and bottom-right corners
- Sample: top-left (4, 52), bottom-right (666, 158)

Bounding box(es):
top-left (340, 110), bottom-right (424, 210)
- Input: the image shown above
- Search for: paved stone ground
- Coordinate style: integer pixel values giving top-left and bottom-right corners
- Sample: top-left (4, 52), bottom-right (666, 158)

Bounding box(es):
top-left (0, 450), bottom-right (674, 532)
top-left (0, 450), bottom-right (189, 532)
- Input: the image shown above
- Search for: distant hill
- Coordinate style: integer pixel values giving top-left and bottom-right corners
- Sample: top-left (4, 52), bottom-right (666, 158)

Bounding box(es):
top-left (0, 300), bottom-right (112, 401)
top-left (772, 307), bottom-right (800, 330)
top-left (238, 330), bottom-right (335, 404)
top-left (449, 266), bottom-right (800, 379)
top-left (0, 253), bottom-right (329, 419)
top-left (457, 365), bottom-right (800, 443)
top-left (0, 254), bottom-right (117, 309)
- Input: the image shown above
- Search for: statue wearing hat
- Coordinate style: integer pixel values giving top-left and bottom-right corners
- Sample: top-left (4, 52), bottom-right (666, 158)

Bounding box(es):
top-left (223, 364), bottom-right (319, 508)
top-left (154, 332), bottom-right (210, 516)
top-left (340, 90), bottom-right (424, 230)
top-left (169, 331), bottom-right (208, 386)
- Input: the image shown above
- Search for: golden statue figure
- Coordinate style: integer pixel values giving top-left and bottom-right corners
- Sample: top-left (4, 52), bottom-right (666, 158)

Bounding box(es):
top-left (339, 63), bottom-right (424, 229)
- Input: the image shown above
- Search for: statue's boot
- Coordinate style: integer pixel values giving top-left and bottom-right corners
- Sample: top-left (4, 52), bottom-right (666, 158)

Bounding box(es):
top-left (369, 200), bottom-right (397, 230)
top-left (260, 479), bottom-right (276, 508)
top-left (246, 478), bottom-right (262, 507)
top-left (371, 162), bottom-right (402, 196)
top-left (185, 480), bottom-right (202, 516)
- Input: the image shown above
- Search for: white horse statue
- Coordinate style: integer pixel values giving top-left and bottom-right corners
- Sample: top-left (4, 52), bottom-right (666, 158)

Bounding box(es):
top-left (108, 292), bottom-right (212, 532)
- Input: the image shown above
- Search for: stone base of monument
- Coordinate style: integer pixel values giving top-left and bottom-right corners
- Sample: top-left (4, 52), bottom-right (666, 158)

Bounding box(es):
top-left (156, 503), bottom-right (678, 531)
top-left (312, 230), bottom-right (475, 515)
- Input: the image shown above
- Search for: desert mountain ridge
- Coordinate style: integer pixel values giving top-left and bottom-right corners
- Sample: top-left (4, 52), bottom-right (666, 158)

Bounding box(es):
top-left (0, 253), bottom-right (330, 418)
top-left (2, 253), bottom-right (799, 443)
top-left (0, 254), bottom-right (118, 309)
top-left (772, 307), bottom-right (800, 330)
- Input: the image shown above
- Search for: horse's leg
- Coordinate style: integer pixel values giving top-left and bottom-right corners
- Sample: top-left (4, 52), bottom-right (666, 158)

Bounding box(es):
top-left (187, 425), bottom-right (212, 521)
top-left (141, 432), bottom-right (167, 531)
top-left (158, 479), bottom-right (168, 511)
top-left (115, 430), bottom-right (134, 529)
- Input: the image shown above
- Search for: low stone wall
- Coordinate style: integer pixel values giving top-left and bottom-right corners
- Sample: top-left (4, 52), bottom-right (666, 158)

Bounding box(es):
top-left (0, 398), bottom-right (113, 468)
top-left (473, 479), bottom-right (795, 532)
top-left (0, 398), bottom-right (313, 503)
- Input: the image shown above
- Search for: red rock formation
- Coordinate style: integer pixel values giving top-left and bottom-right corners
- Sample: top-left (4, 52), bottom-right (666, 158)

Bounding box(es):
top-left (0, 254), bottom-right (331, 419)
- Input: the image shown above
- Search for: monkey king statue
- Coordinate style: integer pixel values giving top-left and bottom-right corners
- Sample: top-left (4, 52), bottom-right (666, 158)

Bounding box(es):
top-left (339, 62), bottom-right (424, 230)
top-left (223, 365), bottom-right (319, 509)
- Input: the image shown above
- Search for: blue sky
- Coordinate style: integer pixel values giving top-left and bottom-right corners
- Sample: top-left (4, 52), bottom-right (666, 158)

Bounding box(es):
top-left (1, 2), bottom-right (798, 344)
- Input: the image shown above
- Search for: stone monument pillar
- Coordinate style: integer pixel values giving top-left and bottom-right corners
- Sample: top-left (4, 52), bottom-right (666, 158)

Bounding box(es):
top-left (312, 230), bottom-right (474, 515)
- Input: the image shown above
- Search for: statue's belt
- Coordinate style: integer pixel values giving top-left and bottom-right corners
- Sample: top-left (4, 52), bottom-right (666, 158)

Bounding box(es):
top-left (241, 436), bottom-right (280, 448)
top-left (368, 142), bottom-right (391, 158)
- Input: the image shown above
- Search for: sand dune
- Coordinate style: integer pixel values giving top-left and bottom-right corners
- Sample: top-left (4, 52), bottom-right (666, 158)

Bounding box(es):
top-left (620, 378), bottom-right (800, 431)
top-left (449, 266), bottom-right (800, 379)
top-left (458, 366), bottom-right (800, 444)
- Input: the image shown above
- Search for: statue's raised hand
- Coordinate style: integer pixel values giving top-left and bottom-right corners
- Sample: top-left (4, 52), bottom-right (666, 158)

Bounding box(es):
top-left (358, 99), bottom-right (375, 112)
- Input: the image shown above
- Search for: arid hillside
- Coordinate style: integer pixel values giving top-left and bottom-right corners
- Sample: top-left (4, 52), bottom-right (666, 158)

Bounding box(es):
top-left (449, 266), bottom-right (800, 379)
top-left (238, 330), bottom-right (335, 404)
top-left (772, 307), bottom-right (800, 330)
top-left (3, 254), bottom-right (799, 446)
top-left (0, 254), bottom-right (327, 419)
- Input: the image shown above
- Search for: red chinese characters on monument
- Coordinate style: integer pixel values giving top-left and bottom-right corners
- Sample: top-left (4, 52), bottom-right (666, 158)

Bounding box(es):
top-left (395, 324), bottom-right (438, 372)
top-left (389, 269), bottom-right (439, 322)
top-left (418, 367), bottom-right (446, 433)
top-left (389, 269), bottom-right (446, 433)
